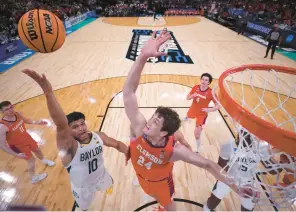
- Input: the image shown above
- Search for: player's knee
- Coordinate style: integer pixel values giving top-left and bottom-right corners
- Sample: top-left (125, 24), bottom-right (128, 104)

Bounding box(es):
top-left (28, 156), bottom-right (35, 163)
top-left (32, 147), bottom-right (41, 153)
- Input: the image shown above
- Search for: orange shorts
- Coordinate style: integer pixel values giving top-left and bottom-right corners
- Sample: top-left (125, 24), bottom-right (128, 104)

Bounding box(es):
top-left (9, 139), bottom-right (38, 160)
top-left (187, 113), bottom-right (208, 127)
top-left (137, 172), bottom-right (175, 207)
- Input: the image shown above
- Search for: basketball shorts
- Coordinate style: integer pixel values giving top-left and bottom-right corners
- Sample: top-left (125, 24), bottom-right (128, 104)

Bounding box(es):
top-left (71, 170), bottom-right (113, 210)
top-left (212, 180), bottom-right (254, 210)
top-left (137, 172), bottom-right (175, 207)
top-left (187, 114), bottom-right (207, 127)
top-left (9, 139), bottom-right (38, 160)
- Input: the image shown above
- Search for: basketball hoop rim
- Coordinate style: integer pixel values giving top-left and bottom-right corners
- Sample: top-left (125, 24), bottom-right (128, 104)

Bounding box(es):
top-left (216, 64), bottom-right (296, 157)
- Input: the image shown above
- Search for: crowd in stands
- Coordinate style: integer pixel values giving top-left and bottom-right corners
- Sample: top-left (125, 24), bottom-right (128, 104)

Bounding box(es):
top-left (1, 0), bottom-right (296, 45)
top-left (206, 0), bottom-right (296, 31)
top-left (104, 0), bottom-right (149, 17)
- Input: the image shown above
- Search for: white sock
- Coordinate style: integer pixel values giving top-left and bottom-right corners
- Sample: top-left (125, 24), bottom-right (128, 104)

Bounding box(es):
top-left (203, 203), bottom-right (210, 211)
top-left (196, 139), bottom-right (201, 152)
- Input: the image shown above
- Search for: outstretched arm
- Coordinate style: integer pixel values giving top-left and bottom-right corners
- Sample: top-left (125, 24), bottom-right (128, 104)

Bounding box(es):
top-left (97, 132), bottom-right (128, 154)
top-left (174, 130), bottom-right (192, 151)
top-left (170, 144), bottom-right (246, 196)
top-left (123, 31), bottom-right (171, 137)
top-left (202, 103), bottom-right (220, 113)
top-left (22, 70), bottom-right (74, 152)
top-left (17, 112), bottom-right (48, 125)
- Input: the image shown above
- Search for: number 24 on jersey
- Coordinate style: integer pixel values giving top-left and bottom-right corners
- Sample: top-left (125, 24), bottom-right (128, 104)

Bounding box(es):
top-left (137, 156), bottom-right (152, 170)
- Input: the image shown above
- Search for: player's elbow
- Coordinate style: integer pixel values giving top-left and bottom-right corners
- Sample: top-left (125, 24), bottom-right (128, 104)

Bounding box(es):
top-left (123, 84), bottom-right (134, 96)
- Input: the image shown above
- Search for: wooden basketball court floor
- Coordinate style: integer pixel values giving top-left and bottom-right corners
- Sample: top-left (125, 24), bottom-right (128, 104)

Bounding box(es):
top-left (0, 16), bottom-right (295, 211)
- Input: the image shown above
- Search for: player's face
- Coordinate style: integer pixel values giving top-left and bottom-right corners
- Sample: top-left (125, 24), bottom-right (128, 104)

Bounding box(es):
top-left (143, 113), bottom-right (167, 137)
top-left (69, 119), bottom-right (88, 141)
top-left (1, 104), bottom-right (15, 116)
top-left (200, 76), bottom-right (210, 87)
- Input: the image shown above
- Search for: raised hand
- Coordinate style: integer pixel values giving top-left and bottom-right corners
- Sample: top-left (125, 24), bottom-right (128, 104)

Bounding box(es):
top-left (238, 186), bottom-right (260, 202)
top-left (22, 69), bottom-right (53, 95)
top-left (140, 30), bottom-right (171, 58)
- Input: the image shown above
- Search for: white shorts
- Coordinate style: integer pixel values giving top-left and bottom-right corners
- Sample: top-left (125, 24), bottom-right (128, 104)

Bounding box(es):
top-left (71, 171), bottom-right (113, 210)
top-left (212, 181), bottom-right (254, 210)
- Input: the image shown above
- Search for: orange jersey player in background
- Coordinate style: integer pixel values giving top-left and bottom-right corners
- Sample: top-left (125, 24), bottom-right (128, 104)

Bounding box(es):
top-left (123, 31), bottom-right (257, 211)
top-left (185, 73), bottom-right (220, 153)
top-left (0, 101), bottom-right (55, 184)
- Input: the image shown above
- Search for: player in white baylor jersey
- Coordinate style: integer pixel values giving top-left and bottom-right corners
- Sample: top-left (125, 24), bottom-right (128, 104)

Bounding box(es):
top-left (203, 129), bottom-right (277, 211)
top-left (23, 70), bottom-right (128, 211)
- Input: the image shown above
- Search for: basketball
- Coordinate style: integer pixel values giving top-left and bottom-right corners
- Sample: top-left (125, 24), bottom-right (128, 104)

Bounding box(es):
top-left (17, 9), bottom-right (66, 53)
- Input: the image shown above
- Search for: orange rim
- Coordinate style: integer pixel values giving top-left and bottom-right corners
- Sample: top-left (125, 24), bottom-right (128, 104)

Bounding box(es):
top-left (217, 64), bottom-right (296, 157)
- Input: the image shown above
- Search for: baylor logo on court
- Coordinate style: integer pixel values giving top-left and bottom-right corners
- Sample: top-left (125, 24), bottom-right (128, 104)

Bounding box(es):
top-left (126, 29), bottom-right (194, 64)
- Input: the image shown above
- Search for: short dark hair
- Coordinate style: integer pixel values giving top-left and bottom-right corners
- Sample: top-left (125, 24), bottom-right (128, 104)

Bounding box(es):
top-left (201, 73), bottom-right (213, 84)
top-left (66, 112), bottom-right (85, 125)
top-left (155, 106), bottom-right (181, 136)
top-left (0, 101), bottom-right (12, 110)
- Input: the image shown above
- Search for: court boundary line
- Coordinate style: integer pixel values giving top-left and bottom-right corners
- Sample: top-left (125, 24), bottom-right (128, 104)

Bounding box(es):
top-left (12, 74), bottom-right (295, 107)
top-left (134, 198), bottom-right (203, 211)
top-left (72, 81), bottom-right (277, 211)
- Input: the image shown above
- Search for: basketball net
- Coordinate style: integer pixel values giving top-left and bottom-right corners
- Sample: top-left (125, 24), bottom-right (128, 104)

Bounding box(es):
top-left (212, 65), bottom-right (296, 209)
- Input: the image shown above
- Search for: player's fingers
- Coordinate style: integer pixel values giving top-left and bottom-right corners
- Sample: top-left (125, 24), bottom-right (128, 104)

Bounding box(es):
top-left (22, 69), bottom-right (34, 77)
top-left (158, 30), bottom-right (166, 39)
top-left (32, 72), bottom-right (45, 83)
top-left (158, 34), bottom-right (171, 44)
top-left (22, 69), bottom-right (29, 74)
top-left (155, 52), bottom-right (167, 57)
top-left (151, 31), bottom-right (157, 39)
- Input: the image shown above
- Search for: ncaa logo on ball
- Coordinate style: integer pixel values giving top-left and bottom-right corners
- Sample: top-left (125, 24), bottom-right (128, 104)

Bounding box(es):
top-left (43, 13), bottom-right (53, 35)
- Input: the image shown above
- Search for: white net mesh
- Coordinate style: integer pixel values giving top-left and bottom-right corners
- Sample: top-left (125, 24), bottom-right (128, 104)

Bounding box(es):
top-left (213, 67), bottom-right (296, 209)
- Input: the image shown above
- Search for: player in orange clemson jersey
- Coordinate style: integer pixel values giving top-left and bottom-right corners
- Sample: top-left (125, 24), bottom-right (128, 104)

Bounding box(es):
top-left (123, 30), bottom-right (258, 211)
top-left (185, 73), bottom-right (220, 152)
top-left (0, 101), bottom-right (55, 184)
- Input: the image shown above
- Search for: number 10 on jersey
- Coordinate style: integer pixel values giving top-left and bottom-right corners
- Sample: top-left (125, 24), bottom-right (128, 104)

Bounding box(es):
top-left (137, 156), bottom-right (152, 170)
top-left (89, 158), bottom-right (98, 174)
